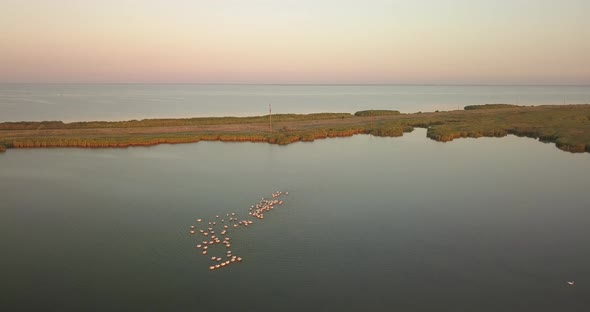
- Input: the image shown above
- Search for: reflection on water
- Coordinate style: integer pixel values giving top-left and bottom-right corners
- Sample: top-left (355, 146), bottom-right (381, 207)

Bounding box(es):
top-left (1, 129), bottom-right (589, 311)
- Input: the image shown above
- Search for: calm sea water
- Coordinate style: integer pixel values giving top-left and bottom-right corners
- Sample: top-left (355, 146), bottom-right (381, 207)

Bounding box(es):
top-left (0, 84), bottom-right (589, 122)
top-left (1, 129), bottom-right (589, 311)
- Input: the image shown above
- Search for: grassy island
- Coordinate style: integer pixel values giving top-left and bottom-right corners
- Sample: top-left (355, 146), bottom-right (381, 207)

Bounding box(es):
top-left (354, 110), bottom-right (401, 117)
top-left (1, 104), bottom-right (589, 153)
top-left (464, 104), bottom-right (521, 110)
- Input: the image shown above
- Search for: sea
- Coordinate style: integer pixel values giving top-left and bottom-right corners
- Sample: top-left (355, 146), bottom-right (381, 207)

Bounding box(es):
top-left (1, 85), bottom-right (589, 311)
top-left (0, 84), bottom-right (589, 122)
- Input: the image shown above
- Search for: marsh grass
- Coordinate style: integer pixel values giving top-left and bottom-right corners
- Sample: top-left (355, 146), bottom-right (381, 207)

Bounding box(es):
top-left (464, 104), bottom-right (520, 110)
top-left (354, 110), bottom-right (400, 117)
top-left (1, 106), bottom-right (589, 153)
top-left (0, 113), bottom-right (353, 130)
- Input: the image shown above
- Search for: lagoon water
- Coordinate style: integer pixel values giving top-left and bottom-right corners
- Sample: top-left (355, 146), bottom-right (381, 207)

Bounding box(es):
top-left (1, 129), bottom-right (589, 311)
top-left (1, 84), bottom-right (589, 122)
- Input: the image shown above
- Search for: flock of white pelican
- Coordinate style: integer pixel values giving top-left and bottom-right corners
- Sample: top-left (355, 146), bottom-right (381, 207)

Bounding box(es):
top-left (189, 191), bottom-right (288, 271)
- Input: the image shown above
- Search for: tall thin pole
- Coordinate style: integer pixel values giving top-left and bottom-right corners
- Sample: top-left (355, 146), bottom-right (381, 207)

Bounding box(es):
top-left (269, 104), bottom-right (272, 132)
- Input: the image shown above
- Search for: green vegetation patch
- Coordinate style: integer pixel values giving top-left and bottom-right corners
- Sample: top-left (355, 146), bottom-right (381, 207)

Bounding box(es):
top-left (464, 104), bottom-right (521, 110)
top-left (354, 110), bottom-right (400, 117)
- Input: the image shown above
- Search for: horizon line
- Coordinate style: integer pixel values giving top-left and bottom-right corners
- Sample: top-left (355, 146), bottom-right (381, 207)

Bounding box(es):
top-left (1, 82), bottom-right (590, 87)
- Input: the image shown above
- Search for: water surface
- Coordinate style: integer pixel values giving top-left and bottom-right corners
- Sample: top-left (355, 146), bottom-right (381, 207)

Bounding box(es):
top-left (1, 130), bottom-right (589, 311)
top-left (1, 84), bottom-right (589, 122)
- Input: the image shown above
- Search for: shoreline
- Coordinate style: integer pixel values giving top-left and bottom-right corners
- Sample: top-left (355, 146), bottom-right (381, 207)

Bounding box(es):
top-left (1, 105), bottom-right (589, 154)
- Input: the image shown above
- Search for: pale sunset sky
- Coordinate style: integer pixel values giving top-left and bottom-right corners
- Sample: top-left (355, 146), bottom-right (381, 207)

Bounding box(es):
top-left (1, 0), bottom-right (589, 84)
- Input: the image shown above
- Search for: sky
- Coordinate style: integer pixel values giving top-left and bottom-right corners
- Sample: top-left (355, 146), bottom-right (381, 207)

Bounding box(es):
top-left (1, 0), bottom-right (589, 84)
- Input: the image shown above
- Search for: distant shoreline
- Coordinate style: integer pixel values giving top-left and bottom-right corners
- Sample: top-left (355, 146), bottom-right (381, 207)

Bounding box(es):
top-left (1, 105), bottom-right (589, 154)
top-left (2, 83), bottom-right (590, 87)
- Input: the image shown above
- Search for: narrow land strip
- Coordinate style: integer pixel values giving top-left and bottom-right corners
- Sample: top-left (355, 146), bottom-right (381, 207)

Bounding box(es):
top-left (1, 105), bottom-right (589, 153)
